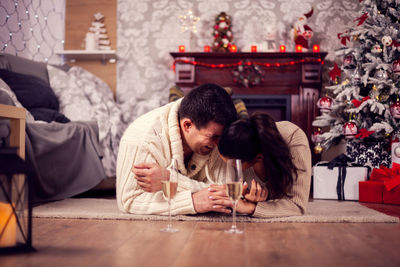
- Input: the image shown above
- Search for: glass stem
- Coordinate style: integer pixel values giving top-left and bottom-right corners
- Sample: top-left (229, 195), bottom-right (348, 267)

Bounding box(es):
top-left (232, 200), bottom-right (237, 229)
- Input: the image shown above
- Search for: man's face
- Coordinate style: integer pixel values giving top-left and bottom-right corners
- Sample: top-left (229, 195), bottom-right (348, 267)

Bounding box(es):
top-left (183, 120), bottom-right (225, 155)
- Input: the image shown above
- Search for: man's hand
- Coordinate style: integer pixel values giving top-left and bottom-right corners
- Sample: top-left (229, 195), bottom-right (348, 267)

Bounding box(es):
top-left (242, 179), bottom-right (268, 203)
top-left (192, 185), bottom-right (232, 214)
top-left (132, 163), bottom-right (169, 192)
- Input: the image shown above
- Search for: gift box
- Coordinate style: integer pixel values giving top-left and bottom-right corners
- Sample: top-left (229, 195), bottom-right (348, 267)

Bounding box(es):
top-left (346, 138), bottom-right (391, 168)
top-left (359, 163), bottom-right (400, 204)
top-left (313, 155), bottom-right (369, 200)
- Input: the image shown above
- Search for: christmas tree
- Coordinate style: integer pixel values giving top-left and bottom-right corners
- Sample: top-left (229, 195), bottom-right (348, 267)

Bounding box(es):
top-left (312, 0), bottom-right (400, 167)
top-left (212, 12), bottom-right (234, 52)
top-left (87, 12), bottom-right (111, 50)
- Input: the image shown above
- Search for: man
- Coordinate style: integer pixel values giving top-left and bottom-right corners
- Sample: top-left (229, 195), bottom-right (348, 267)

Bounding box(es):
top-left (116, 83), bottom-right (237, 215)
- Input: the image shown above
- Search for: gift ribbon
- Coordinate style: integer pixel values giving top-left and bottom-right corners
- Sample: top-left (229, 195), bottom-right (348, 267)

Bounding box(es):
top-left (318, 154), bottom-right (359, 200)
top-left (370, 163), bottom-right (400, 191)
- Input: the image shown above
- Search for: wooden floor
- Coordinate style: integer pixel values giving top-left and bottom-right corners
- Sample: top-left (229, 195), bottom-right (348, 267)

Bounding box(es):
top-left (1, 202), bottom-right (400, 267)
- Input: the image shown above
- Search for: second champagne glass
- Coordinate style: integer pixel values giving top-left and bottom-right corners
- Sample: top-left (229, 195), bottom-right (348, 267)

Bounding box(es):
top-left (225, 158), bottom-right (243, 234)
top-left (160, 158), bottom-right (179, 232)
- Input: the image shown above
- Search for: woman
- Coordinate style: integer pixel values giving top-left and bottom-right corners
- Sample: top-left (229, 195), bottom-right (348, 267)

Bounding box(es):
top-left (215, 112), bottom-right (312, 217)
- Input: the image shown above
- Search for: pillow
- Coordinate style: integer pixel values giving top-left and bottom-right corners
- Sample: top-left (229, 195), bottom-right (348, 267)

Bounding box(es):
top-left (0, 69), bottom-right (59, 110)
top-left (47, 65), bottom-right (95, 122)
top-left (29, 107), bottom-right (70, 123)
top-left (2, 53), bottom-right (49, 85)
top-left (0, 78), bottom-right (35, 122)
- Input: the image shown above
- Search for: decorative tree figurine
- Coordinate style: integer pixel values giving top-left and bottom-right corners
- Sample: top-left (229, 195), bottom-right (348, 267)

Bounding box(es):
top-left (212, 12), bottom-right (234, 52)
top-left (85, 12), bottom-right (111, 50)
top-left (312, 0), bottom-right (400, 168)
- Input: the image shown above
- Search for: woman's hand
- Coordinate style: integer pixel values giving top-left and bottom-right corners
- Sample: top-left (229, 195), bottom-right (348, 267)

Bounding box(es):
top-left (242, 179), bottom-right (268, 203)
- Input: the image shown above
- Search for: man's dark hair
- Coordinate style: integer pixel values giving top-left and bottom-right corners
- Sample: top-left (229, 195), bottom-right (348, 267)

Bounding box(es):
top-left (178, 83), bottom-right (237, 129)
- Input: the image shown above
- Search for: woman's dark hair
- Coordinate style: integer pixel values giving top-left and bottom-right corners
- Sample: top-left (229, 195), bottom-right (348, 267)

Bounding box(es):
top-left (218, 112), bottom-right (298, 199)
top-left (178, 83), bottom-right (237, 129)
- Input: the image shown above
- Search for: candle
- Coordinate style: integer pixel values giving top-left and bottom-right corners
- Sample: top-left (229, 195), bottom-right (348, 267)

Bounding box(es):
top-left (230, 45), bottom-right (237, 53)
top-left (251, 45), bottom-right (257, 52)
top-left (204, 45), bottom-right (210, 52)
top-left (313, 44), bottom-right (320, 52)
top-left (0, 202), bottom-right (16, 247)
top-left (295, 45), bottom-right (303, 52)
top-left (178, 45), bottom-right (185, 52)
top-left (279, 45), bottom-right (286, 52)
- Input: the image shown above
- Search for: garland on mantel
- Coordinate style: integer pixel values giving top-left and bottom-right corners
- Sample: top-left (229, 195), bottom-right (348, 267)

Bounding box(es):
top-left (172, 57), bottom-right (324, 71)
top-left (173, 57), bottom-right (324, 87)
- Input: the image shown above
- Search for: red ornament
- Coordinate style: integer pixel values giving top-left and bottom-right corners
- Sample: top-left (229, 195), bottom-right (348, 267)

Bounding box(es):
top-left (317, 96), bottom-right (333, 113)
top-left (392, 58), bottom-right (400, 75)
top-left (343, 121), bottom-right (358, 139)
top-left (328, 63), bottom-right (341, 82)
top-left (311, 128), bottom-right (323, 143)
top-left (390, 101), bottom-right (400, 119)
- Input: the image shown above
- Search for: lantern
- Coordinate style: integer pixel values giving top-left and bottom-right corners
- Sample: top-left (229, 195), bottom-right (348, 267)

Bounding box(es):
top-left (0, 147), bottom-right (35, 253)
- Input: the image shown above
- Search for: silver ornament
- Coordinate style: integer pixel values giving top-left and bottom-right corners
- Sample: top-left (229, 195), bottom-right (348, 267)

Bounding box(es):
top-left (394, 145), bottom-right (400, 157)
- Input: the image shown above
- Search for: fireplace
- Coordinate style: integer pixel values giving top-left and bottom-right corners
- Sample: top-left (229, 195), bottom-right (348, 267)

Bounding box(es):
top-left (233, 94), bottom-right (291, 122)
top-left (170, 52), bottom-right (327, 146)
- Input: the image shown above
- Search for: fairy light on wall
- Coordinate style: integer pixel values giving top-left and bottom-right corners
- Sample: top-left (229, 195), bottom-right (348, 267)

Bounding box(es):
top-left (0, 0), bottom-right (65, 64)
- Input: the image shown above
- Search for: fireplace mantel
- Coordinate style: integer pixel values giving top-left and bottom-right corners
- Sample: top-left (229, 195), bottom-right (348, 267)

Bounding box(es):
top-left (170, 52), bottom-right (327, 145)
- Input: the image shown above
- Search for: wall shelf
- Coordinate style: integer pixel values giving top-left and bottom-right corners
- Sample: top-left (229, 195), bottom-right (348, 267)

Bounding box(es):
top-left (56, 50), bottom-right (117, 64)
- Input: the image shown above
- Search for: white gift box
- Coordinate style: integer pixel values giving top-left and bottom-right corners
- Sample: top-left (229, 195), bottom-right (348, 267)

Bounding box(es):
top-left (313, 165), bottom-right (369, 200)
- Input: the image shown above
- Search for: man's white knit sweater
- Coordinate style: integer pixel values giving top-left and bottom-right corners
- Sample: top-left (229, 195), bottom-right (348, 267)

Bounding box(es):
top-left (116, 99), bottom-right (312, 217)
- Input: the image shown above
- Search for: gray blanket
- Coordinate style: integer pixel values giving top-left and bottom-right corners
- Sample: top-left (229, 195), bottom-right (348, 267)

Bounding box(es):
top-left (0, 90), bottom-right (106, 203)
top-left (26, 121), bottom-right (106, 203)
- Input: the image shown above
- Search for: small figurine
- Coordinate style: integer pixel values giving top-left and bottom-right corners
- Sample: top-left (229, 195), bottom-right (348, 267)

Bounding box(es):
top-left (292, 8), bottom-right (314, 50)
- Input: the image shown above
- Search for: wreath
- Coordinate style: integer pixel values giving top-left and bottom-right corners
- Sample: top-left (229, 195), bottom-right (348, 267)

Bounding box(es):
top-left (232, 61), bottom-right (264, 87)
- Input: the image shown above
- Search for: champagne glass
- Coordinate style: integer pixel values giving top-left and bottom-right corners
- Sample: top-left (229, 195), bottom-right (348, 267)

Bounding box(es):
top-left (160, 158), bottom-right (179, 232)
top-left (225, 159), bottom-right (243, 234)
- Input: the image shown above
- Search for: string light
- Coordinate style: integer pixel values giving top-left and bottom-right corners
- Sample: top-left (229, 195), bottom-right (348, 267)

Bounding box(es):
top-left (0, 0), bottom-right (64, 64)
top-left (173, 58), bottom-right (324, 71)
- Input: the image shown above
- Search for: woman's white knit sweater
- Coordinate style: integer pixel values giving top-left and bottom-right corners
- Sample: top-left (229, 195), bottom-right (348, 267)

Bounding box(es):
top-left (116, 99), bottom-right (311, 217)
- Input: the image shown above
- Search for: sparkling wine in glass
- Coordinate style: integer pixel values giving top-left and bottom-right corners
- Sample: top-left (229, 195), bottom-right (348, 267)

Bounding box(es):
top-left (160, 158), bottom-right (179, 232)
top-left (225, 159), bottom-right (243, 234)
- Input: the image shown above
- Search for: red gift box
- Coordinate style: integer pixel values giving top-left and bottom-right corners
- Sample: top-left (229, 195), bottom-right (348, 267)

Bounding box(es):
top-left (359, 181), bottom-right (383, 203)
top-left (359, 163), bottom-right (400, 204)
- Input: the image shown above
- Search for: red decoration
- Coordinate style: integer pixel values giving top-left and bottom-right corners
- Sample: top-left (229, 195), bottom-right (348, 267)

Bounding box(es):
top-left (311, 128), bottom-right (323, 143)
top-left (390, 101), bottom-right (400, 119)
top-left (392, 58), bottom-right (400, 74)
top-left (251, 45), bottom-right (257, 52)
top-left (354, 12), bottom-right (368, 26)
top-left (351, 96), bottom-right (370, 108)
top-left (295, 45), bottom-right (302, 52)
top-left (317, 96), bottom-right (333, 113)
top-left (328, 63), bottom-right (341, 82)
top-left (178, 45), bottom-right (185, 52)
top-left (279, 45), bottom-right (286, 52)
top-left (343, 121), bottom-right (358, 139)
top-left (312, 45), bottom-right (320, 52)
top-left (337, 32), bottom-right (350, 46)
top-left (204, 45), bottom-right (210, 52)
top-left (354, 128), bottom-right (375, 138)
top-left (293, 8), bottom-right (313, 49)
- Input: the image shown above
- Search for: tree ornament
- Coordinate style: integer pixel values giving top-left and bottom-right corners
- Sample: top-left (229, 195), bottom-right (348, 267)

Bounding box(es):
top-left (390, 100), bottom-right (400, 119)
top-left (314, 143), bottom-right (323, 154)
top-left (392, 58), bottom-right (400, 76)
top-left (381, 36), bottom-right (392, 47)
top-left (374, 68), bottom-right (388, 80)
top-left (317, 96), bottom-right (333, 113)
top-left (311, 128), bottom-right (323, 143)
top-left (371, 44), bottom-right (382, 53)
top-left (343, 53), bottom-right (356, 69)
top-left (394, 144), bottom-right (400, 158)
top-left (343, 121), bottom-right (358, 139)
top-left (328, 63), bottom-right (341, 83)
top-left (85, 12), bottom-right (111, 51)
top-left (212, 12), bottom-right (234, 52)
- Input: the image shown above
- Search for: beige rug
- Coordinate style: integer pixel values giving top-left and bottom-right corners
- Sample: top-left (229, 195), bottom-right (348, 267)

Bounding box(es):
top-left (32, 198), bottom-right (399, 223)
